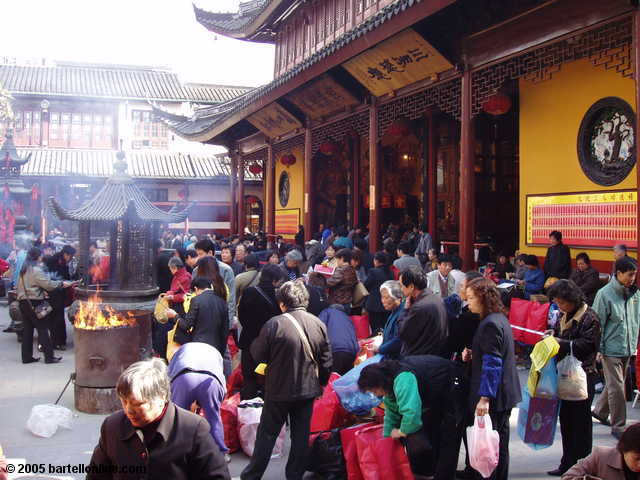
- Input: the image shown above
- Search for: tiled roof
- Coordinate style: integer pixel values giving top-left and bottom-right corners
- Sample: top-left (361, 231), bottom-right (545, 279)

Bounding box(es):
top-left (19, 148), bottom-right (262, 181)
top-left (48, 158), bottom-right (192, 222)
top-left (161, 0), bottom-right (431, 141)
top-left (193, 0), bottom-right (278, 37)
top-left (0, 62), bottom-right (253, 103)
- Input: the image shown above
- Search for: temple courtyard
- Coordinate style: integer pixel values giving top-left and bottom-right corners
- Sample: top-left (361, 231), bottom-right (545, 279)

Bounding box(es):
top-left (0, 304), bottom-right (637, 480)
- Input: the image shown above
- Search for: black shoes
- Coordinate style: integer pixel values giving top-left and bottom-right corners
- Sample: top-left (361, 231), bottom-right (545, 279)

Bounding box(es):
top-left (547, 468), bottom-right (564, 476)
top-left (22, 357), bottom-right (40, 364)
top-left (591, 411), bottom-right (611, 426)
top-left (45, 356), bottom-right (62, 364)
top-left (3, 326), bottom-right (16, 333)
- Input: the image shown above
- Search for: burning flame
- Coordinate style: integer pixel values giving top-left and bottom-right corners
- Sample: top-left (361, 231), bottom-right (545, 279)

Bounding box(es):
top-left (75, 290), bottom-right (136, 330)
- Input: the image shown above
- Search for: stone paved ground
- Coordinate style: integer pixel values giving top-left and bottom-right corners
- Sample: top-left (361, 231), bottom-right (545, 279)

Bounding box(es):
top-left (0, 303), bottom-right (637, 479)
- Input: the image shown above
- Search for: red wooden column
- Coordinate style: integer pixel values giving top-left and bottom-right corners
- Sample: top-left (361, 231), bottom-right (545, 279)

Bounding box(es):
top-left (304, 126), bottom-right (313, 241)
top-left (351, 132), bottom-right (361, 229)
top-left (426, 109), bottom-right (437, 243)
top-left (369, 98), bottom-right (380, 252)
top-left (266, 143), bottom-right (276, 238)
top-left (635, 9), bottom-right (640, 263)
top-left (229, 153), bottom-right (237, 236)
top-left (459, 69), bottom-right (475, 270)
top-left (237, 154), bottom-right (246, 237)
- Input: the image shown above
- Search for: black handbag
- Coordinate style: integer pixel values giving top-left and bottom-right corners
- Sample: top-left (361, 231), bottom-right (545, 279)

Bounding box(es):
top-left (173, 322), bottom-right (193, 345)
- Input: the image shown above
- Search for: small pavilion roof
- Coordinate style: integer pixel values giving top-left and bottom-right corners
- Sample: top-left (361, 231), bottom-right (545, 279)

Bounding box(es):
top-left (49, 152), bottom-right (192, 223)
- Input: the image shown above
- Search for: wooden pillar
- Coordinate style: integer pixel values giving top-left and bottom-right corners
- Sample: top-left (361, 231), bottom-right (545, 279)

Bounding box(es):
top-left (369, 98), bottom-right (380, 253)
top-left (230, 154), bottom-right (237, 236)
top-left (635, 9), bottom-right (640, 263)
top-left (238, 154), bottom-right (245, 237)
top-left (304, 126), bottom-right (313, 241)
top-left (78, 221), bottom-right (90, 286)
top-left (351, 132), bottom-right (361, 229)
top-left (459, 69), bottom-right (475, 270)
top-left (426, 110), bottom-right (437, 243)
top-left (266, 143), bottom-right (276, 238)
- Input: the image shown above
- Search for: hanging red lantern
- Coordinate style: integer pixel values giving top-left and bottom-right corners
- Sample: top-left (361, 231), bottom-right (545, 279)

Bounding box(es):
top-left (280, 154), bottom-right (297, 167)
top-left (319, 141), bottom-right (338, 156)
top-left (394, 195), bottom-right (407, 209)
top-left (381, 194), bottom-right (392, 209)
top-left (388, 117), bottom-right (412, 137)
top-left (178, 189), bottom-right (187, 200)
top-left (245, 195), bottom-right (258, 203)
top-left (482, 92), bottom-right (512, 116)
top-left (248, 163), bottom-right (263, 175)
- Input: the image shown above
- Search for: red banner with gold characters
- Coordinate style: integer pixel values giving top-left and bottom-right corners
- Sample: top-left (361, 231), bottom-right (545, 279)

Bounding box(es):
top-left (527, 191), bottom-right (637, 248)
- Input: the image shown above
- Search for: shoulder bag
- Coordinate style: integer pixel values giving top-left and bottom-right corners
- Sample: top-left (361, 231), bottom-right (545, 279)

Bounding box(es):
top-left (20, 271), bottom-right (53, 320)
top-left (284, 312), bottom-right (319, 377)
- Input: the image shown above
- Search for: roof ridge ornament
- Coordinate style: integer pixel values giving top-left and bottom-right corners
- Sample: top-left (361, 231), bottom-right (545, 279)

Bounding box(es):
top-left (109, 146), bottom-right (134, 184)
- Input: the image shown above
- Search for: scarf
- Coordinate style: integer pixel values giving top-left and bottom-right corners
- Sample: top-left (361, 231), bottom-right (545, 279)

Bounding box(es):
top-left (559, 302), bottom-right (588, 333)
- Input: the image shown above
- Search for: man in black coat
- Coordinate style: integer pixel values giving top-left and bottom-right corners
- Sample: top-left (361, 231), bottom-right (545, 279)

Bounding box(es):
top-left (44, 245), bottom-right (77, 349)
top-left (237, 264), bottom-right (284, 399)
top-left (88, 358), bottom-right (230, 480)
top-left (544, 230), bottom-right (571, 279)
top-left (167, 277), bottom-right (229, 356)
top-left (397, 266), bottom-right (448, 357)
top-left (242, 281), bottom-right (332, 480)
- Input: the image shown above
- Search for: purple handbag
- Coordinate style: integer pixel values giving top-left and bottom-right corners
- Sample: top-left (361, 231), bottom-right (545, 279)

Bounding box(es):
top-left (523, 396), bottom-right (560, 446)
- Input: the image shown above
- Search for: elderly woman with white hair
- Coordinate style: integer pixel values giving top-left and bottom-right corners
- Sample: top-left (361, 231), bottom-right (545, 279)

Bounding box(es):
top-left (87, 358), bottom-right (230, 480)
top-left (281, 248), bottom-right (304, 281)
top-left (376, 280), bottom-right (405, 357)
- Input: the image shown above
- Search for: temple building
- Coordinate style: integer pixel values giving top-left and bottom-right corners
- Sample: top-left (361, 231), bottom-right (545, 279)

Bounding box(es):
top-left (0, 59), bottom-right (263, 236)
top-left (159, 0), bottom-right (639, 271)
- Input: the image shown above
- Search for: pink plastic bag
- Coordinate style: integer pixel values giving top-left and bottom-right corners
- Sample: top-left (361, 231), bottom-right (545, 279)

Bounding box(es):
top-left (466, 415), bottom-right (500, 478)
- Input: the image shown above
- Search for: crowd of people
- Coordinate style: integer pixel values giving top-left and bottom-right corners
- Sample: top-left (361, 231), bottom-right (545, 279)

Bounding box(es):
top-left (1, 223), bottom-right (640, 480)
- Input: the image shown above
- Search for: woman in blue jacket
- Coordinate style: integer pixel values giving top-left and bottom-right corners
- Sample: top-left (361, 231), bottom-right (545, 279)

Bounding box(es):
top-left (376, 280), bottom-right (405, 356)
top-left (519, 254), bottom-right (545, 299)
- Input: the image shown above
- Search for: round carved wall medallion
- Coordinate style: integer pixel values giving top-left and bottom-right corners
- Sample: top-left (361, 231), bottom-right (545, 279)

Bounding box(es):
top-left (577, 97), bottom-right (636, 186)
top-left (278, 171), bottom-right (290, 207)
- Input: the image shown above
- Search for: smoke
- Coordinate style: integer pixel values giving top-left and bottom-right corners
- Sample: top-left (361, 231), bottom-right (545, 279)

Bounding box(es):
top-left (14, 230), bottom-right (35, 250)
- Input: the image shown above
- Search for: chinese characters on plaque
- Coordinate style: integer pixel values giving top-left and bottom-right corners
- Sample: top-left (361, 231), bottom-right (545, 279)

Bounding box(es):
top-left (248, 103), bottom-right (302, 138)
top-left (527, 191), bottom-right (637, 248)
top-left (343, 28), bottom-right (453, 96)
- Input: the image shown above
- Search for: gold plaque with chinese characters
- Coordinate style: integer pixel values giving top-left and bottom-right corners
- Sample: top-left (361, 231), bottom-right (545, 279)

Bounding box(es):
top-left (343, 29), bottom-right (453, 96)
top-left (247, 103), bottom-right (303, 138)
top-left (287, 74), bottom-right (360, 119)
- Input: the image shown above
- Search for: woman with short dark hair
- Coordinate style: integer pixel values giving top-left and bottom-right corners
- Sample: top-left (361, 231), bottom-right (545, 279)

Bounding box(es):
top-left (464, 278), bottom-right (521, 480)
top-left (569, 252), bottom-right (601, 305)
top-left (545, 279), bottom-right (601, 477)
top-left (562, 422), bottom-right (640, 479)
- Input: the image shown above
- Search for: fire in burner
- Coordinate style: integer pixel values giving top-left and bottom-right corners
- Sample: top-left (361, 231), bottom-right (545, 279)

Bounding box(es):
top-left (74, 291), bottom-right (136, 330)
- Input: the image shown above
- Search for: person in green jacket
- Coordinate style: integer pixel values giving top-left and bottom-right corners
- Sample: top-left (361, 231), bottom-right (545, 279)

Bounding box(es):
top-left (592, 256), bottom-right (640, 439)
top-left (358, 356), bottom-right (460, 480)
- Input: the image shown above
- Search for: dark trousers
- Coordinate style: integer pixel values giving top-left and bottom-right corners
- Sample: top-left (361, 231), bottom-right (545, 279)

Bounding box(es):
top-left (240, 348), bottom-right (263, 400)
top-left (404, 407), bottom-right (459, 479)
top-left (558, 372), bottom-right (597, 472)
top-left (487, 410), bottom-right (511, 480)
top-left (19, 300), bottom-right (54, 362)
top-left (331, 351), bottom-right (356, 375)
top-left (152, 319), bottom-right (175, 359)
top-left (368, 310), bottom-right (390, 334)
top-left (241, 398), bottom-right (314, 480)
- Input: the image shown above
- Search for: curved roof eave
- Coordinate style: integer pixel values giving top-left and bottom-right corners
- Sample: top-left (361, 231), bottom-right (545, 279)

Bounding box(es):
top-left (192, 1), bottom-right (285, 41)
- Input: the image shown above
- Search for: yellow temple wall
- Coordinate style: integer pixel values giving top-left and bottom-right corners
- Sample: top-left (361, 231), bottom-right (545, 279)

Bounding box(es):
top-left (275, 145), bottom-right (305, 238)
top-left (519, 58), bottom-right (637, 263)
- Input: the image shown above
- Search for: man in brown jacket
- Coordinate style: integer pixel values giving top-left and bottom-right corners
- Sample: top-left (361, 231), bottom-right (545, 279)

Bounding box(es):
top-left (241, 280), bottom-right (332, 480)
top-left (326, 249), bottom-right (358, 308)
top-left (87, 358), bottom-right (230, 480)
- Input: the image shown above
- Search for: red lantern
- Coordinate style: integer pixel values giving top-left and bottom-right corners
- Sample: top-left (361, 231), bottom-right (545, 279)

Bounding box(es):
top-left (482, 92), bottom-right (512, 116)
top-left (394, 194), bottom-right (407, 209)
top-left (319, 141), bottom-right (338, 156)
top-left (388, 117), bottom-right (412, 137)
top-left (248, 163), bottom-right (263, 175)
top-left (178, 189), bottom-right (187, 200)
top-left (381, 194), bottom-right (392, 209)
top-left (280, 154), bottom-right (297, 166)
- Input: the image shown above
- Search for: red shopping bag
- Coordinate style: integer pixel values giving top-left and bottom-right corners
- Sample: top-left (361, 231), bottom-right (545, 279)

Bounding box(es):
top-left (354, 424), bottom-right (414, 480)
top-left (226, 365), bottom-right (243, 395)
top-left (524, 302), bottom-right (550, 345)
top-left (508, 298), bottom-right (531, 343)
top-left (310, 373), bottom-right (349, 432)
top-left (350, 315), bottom-right (371, 340)
top-left (340, 422), bottom-right (375, 480)
top-left (221, 393), bottom-right (241, 453)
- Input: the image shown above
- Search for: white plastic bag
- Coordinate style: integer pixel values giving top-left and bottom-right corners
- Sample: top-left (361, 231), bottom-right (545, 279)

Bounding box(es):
top-left (27, 404), bottom-right (73, 438)
top-left (237, 398), bottom-right (286, 458)
top-left (466, 414), bottom-right (500, 478)
top-left (557, 341), bottom-right (588, 401)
